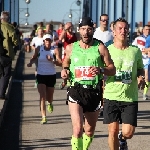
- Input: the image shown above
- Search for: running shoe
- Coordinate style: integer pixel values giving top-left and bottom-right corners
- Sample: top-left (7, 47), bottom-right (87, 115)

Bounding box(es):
top-left (47, 103), bottom-right (53, 113)
top-left (118, 131), bottom-right (128, 150)
top-left (143, 94), bottom-right (148, 100)
top-left (59, 81), bottom-right (67, 89)
top-left (40, 117), bottom-right (47, 124)
top-left (34, 82), bottom-right (37, 88)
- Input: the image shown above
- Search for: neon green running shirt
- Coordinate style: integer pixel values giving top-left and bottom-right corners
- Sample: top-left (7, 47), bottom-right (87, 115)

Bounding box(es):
top-left (69, 41), bottom-right (104, 85)
top-left (103, 44), bottom-right (144, 102)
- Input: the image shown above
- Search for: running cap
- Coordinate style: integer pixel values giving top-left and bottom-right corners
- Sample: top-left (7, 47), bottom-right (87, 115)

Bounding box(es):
top-left (43, 34), bottom-right (53, 40)
top-left (79, 17), bottom-right (94, 28)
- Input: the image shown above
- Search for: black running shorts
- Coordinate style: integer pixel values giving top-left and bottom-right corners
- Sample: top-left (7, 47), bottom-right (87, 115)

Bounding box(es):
top-left (67, 80), bottom-right (103, 112)
top-left (103, 99), bottom-right (138, 126)
top-left (36, 74), bottom-right (56, 87)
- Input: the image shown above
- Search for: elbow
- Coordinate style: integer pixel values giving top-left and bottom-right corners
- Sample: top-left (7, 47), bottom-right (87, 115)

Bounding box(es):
top-left (110, 66), bottom-right (116, 76)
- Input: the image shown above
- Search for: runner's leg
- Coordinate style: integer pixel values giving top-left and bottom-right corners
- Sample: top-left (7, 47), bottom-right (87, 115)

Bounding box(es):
top-left (83, 110), bottom-right (100, 150)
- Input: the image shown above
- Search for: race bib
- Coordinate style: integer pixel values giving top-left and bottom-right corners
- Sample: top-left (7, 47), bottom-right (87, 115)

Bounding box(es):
top-left (115, 71), bottom-right (132, 84)
top-left (75, 66), bottom-right (95, 81)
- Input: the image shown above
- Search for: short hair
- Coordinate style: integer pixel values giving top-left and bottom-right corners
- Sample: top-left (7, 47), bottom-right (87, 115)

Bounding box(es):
top-left (113, 18), bottom-right (129, 28)
top-left (1, 11), bottom-right (9, 21)
top-left (37, 27), bottom-right (43, 32)
top-left (100, 14), bottom-right (108, 20)
top-left (143, 25), bottom-right (150, 28)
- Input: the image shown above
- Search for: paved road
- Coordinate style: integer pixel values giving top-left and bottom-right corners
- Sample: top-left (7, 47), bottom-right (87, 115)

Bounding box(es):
top-left (0, 51), bottom-right (150, 150)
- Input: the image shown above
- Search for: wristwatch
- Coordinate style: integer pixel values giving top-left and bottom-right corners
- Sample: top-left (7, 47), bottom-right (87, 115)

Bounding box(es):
top-left (64, 67), bottom-right (70, 71)
top-left (100, 68), bottom-right (105, 74)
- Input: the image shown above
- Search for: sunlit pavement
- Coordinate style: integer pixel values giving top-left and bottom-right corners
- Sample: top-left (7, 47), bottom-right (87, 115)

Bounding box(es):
top-left (0, 51), bottom-right (150, 150)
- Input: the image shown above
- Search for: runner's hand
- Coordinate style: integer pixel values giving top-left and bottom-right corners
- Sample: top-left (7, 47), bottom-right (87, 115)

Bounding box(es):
top-left (64, 24), bottom-right (71, 31)
top-left (61, 69), bottom-right (69, 79)
top-left (89, 67), bottom-right (100, 76)
top-left (27, 63), bottom-right (32, 67)
top-left (46, 55), bottom-right (53, 61)
top-left (138, 76), bottom-right (145, 90)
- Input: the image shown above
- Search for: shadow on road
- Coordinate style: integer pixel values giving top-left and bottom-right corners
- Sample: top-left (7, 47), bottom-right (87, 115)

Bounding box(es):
top-left (0, 51), bottom-right (24, 150)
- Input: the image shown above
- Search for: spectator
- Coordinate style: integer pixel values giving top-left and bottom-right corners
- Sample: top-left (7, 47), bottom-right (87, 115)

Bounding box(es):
top-left (93, 14), bottom-right (113, 44)
top-left (0, 11), bottom-right (18, 99)
top-left (12, 22), bottom-right (20, 53)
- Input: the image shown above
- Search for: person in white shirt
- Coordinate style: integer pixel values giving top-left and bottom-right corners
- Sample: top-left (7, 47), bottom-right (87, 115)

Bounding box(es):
top-left (93, 14), bottom-right (113, 44)
top-left (31, 27), bottom-right (44, 50)
top-left (31, 27), bottom-right (44, 87)
top-left (132, 25), bottom-right (150, 100)
top-left (27, 34), bottom-right (62, 124)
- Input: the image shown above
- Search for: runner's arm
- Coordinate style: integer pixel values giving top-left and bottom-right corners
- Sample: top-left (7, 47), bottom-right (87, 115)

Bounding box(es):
top-left (137, 50), bottom-right (145, 77)
top-left (30, 38), bottom-right (36, 50)
top-left (54, 48), bottom-right (62, 66)
top-left (29, 46), bottom-right (40, 64)
top-left (62, 44), bottom-right (72, 69)
top-left (59, 29), bottom-right (66, 41)
top-left (99, 44), bottom-right (116, 76)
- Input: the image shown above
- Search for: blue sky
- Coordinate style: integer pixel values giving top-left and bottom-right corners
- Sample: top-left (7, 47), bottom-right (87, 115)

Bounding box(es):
top-left (19, 0), bottom-right (83, 24)
top-left (19, 0), bottom-right (150, 25)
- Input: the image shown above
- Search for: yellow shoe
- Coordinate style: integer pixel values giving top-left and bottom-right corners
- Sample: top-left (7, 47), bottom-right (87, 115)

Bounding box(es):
top-left (40, 117), bottom-right (47, 124)
top-left (47, 103), bottom-right (53, 113)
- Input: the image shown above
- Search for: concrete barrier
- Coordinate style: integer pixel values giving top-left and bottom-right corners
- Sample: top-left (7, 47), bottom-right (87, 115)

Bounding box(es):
top-left (0, 50), bottom-right (20, 127)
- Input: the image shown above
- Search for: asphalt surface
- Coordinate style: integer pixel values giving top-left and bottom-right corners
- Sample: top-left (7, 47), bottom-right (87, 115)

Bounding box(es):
top-left (0, 51), bottom-right (150, 150)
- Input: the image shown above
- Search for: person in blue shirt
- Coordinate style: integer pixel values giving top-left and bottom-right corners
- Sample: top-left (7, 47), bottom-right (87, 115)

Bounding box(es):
top-left (143, 34), bottom-right (150, 99)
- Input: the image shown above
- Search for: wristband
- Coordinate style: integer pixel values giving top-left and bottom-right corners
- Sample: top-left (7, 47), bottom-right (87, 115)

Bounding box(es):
top-left (63, 67), bottom-right (69, 70)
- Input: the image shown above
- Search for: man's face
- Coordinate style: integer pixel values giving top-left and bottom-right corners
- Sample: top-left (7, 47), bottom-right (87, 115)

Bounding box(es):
top-left (113, 22), bottom-right (129, 41)
top-left (79, 25), bottom-right (93, 44)
top-left (100, 16), bottom-right (109, 28)
top-left (143, 26), bottom-right (150, 36)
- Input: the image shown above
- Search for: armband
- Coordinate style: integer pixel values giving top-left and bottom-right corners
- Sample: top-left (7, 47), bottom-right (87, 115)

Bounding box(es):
top-left (63, 67), bottom-right (69, 70)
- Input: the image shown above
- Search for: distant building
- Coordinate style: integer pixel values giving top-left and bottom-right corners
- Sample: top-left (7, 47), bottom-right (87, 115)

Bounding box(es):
top-left (82, 0), bottom-right (150, 34)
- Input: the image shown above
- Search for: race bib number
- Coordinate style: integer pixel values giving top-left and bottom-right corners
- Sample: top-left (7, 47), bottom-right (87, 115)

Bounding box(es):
top-left (115, 71), bottom-right (132, 84)
top-left (75, 66), bottom-right (95, 81)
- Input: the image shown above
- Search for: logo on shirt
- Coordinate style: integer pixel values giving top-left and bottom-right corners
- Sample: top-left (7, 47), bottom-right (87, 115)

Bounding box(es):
top-left (137, 40), bottom-right (145, 46)
top-left (74, 58), bottom-right (79, 63)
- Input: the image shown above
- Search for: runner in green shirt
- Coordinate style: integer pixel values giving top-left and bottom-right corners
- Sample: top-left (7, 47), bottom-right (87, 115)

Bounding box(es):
top-left (103, 18), bottom-right (145, 150)
top-left (61, 17), bottom-right (116, 150)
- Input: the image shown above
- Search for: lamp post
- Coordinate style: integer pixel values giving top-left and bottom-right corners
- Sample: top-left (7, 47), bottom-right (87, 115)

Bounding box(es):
top-left (19, 0), bottom-right (31, 25)
top-left (62, 12), bottom-right (70, 23)
top-left (68, 0), bottom-right (82, 23)
top-left (68, 9), bottom-right (79, 24)
top-left (19, 18), bottom-right (28, 25)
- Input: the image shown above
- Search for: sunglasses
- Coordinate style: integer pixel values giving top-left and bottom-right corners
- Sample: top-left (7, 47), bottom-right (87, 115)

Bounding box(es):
top-left (100, 20), bottom-right (109, 22)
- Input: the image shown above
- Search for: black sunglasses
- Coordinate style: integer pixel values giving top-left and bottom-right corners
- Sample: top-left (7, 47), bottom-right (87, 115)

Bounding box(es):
top-left (100, 19), bottom-right (109, 22)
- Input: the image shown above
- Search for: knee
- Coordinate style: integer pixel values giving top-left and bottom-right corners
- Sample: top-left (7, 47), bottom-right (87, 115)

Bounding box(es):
top-left (122, 130), bottom-right (134, 139)
top-left (73, 125), bottom-right (83, 138)
top-left (109, 128), bottom-right (119, 138)
top-left (84, 125), bottom-right (95, 137)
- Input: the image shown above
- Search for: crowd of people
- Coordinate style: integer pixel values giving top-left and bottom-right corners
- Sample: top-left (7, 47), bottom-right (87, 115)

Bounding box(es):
top-left (1, 8), bottom-right (150, 150)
